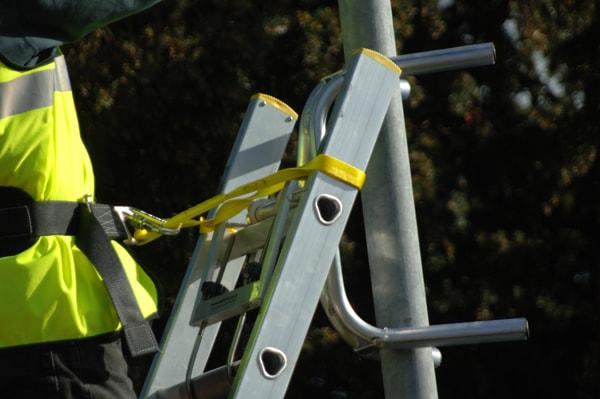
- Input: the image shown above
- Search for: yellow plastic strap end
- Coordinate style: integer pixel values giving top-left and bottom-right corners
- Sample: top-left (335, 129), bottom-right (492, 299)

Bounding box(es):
top-left (353, 48), bottom-right (402, 76)
top-left (251, 93), bottom-right (298, 120)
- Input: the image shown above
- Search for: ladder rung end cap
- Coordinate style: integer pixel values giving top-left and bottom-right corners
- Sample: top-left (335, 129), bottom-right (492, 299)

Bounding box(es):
top-left (353, 48), bottom-right (402, 75)
top-left (251, 93), bottom-right (299, 120)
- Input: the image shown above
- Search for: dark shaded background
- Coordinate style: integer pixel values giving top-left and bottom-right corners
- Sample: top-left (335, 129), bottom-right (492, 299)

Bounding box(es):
top-left (65, 0), bottom-right (599, 397)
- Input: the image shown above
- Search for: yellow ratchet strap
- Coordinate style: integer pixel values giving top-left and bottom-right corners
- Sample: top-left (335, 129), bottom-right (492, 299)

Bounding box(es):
top-left (134, 154), bottom-right (365, 243)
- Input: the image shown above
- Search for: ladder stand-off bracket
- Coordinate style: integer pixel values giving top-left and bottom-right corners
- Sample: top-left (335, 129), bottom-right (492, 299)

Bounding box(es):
top-left (140, 43), bottom-right (529, 399)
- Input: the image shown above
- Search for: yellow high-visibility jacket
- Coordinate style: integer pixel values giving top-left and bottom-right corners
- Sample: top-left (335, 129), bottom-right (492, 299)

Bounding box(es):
top-left (0, 55), bottom-right (158, 349)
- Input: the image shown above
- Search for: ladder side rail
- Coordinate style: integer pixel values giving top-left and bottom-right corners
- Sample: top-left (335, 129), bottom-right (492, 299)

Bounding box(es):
top-left (140, 96), bottom-right (297, 398)
top-left (229, 50), bottom-right (401, 398)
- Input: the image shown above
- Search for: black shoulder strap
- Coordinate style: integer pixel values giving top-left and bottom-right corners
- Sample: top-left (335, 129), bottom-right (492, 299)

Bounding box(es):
top-left (76, 204), bottom-right (159, 357)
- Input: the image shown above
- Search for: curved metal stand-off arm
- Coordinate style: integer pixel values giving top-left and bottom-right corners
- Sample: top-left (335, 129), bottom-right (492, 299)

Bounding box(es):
top-left (298, 42), bottom-right (496, 168)
top-left (322, 253), bottom-right (529, 355)
top-left (297, 42), bottom-right (528, 362)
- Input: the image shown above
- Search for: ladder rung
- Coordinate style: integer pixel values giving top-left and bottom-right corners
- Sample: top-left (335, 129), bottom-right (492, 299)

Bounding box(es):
top-left (375, 318), bottom-right (529, 349)
top-left (156, 362), bottom-right (238, 399)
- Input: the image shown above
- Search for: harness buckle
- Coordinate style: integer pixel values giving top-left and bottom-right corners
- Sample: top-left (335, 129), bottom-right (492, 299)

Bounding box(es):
top-left (113, 206), bottom-right (180, 245)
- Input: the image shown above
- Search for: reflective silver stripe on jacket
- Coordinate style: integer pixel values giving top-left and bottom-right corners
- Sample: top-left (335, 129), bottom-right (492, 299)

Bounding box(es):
top-left (0, 55), bottom-right (72, 119)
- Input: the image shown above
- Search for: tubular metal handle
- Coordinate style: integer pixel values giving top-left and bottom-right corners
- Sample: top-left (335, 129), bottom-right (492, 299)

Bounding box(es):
top-left (392, 42), bottom-right (496, 76)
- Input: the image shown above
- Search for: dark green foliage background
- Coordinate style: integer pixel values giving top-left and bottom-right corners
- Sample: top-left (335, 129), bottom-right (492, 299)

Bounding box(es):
top-left (65, 0), bottom-right (599, 397)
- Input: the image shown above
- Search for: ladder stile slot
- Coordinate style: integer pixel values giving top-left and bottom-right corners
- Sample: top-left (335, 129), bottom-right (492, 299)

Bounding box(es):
top-left (258, 347), bottom-right (288, 379)
top-left (314, 194), bottom-right (343, 225)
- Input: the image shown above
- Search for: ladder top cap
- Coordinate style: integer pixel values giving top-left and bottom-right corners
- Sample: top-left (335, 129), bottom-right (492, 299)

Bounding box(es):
top-left (353, 48), bottom-right (402, 75)
top-left (252, 93), bottom-right (298, 120)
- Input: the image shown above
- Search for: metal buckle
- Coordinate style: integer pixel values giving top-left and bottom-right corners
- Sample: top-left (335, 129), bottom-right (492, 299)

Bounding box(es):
top-left (113, 206), bottom-right (180, 245)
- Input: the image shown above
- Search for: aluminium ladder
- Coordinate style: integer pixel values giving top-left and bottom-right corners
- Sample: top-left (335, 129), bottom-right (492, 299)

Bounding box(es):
top-left (142, 47), bottom-right (401, 399)
top-left (140, 90), bottom-right (298, 398)
top-left (140, 45), bottom-right (528, 399)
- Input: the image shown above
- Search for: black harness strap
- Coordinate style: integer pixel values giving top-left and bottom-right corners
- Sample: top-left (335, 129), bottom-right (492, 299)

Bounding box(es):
top-left (0, 187), bottom-right (38, 255)
top-left (76, 204), bottom-right (159, 357)
top-left (0, 201), bottom-right (126, 240)
top-left (0, 188), bottom-right (158, 357)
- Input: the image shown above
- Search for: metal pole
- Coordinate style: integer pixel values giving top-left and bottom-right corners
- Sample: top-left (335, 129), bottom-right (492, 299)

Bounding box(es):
top-left (337, 1), bottom-right (438, 398)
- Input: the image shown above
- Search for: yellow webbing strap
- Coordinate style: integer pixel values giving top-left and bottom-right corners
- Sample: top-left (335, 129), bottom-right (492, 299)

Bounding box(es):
top-left (134, 154), bottom-right (365, 243)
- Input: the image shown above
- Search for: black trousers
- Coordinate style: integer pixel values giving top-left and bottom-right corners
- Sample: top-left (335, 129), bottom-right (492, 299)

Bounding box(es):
top-left (0, 334), bottom-right (136, 399)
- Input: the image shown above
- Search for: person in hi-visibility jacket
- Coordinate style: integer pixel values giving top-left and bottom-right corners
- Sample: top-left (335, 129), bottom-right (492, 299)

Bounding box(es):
top-left (0, 1), bottom-right (163, 397)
